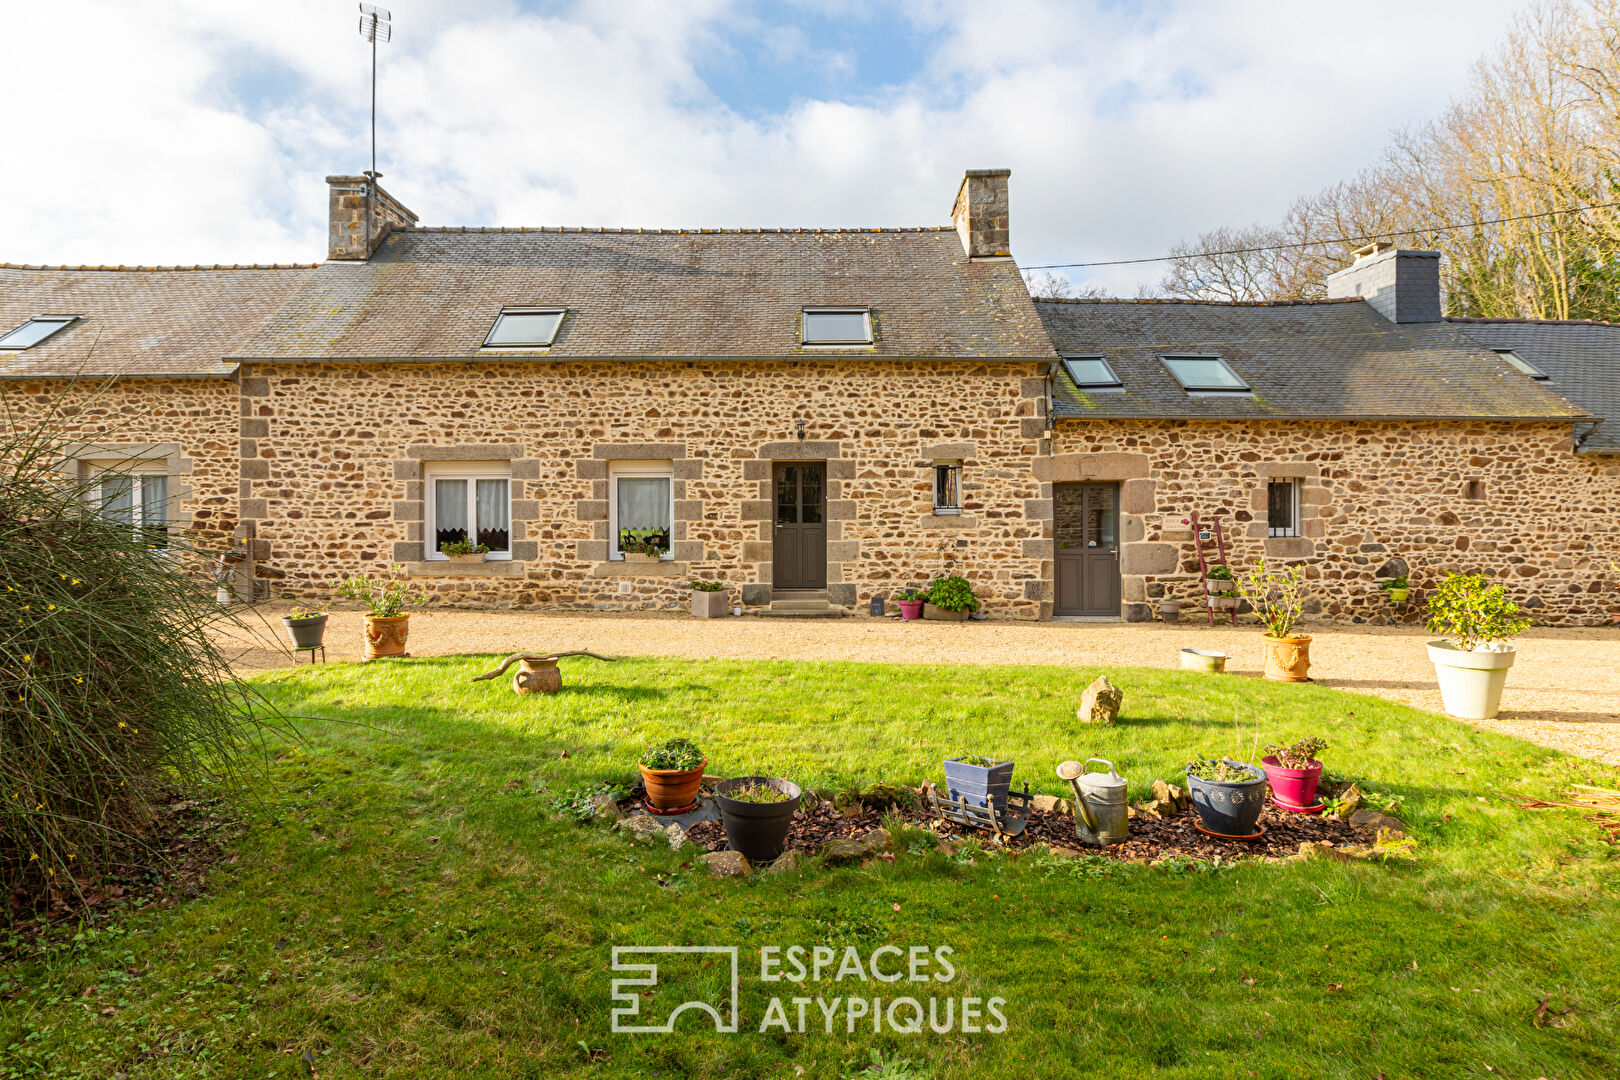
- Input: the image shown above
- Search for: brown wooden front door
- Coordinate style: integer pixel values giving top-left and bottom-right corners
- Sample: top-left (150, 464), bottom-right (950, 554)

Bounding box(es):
top-left (1053, 482), bottom-right (1120, 616)
top-left (772, 462), bottom-right (827, 590)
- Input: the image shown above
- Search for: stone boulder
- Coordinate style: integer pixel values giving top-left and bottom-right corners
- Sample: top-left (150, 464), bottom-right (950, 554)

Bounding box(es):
top-left (1077, 676), bottom-right (1124, 724)
top-left (1151, 779), bottom-right (1190, 814)
top-left (821, 827), bottom-right (891, 865)
top-left (701, 851), bottom-right (752, 877)
top-left (616, 814), bottom-right (668, 844)
top-left (1031, 793), bottom-right (1071, 815)
top-left (1349, 809), bottom-right (1406, 838)
top-left (764, 850), bottom-right (801, 874)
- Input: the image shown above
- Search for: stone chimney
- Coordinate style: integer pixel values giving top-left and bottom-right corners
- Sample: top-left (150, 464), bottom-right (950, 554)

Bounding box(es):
top-left (326, 175), bottom-right (418, 261)
top-left (1325, 243), bottom-right (1442, 323)
top-left (951, 168), bottom-right (1011, 259)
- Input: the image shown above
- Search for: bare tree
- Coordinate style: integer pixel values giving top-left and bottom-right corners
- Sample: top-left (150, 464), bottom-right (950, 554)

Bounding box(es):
top-left (1023, 269), bottom-right (1111, 300)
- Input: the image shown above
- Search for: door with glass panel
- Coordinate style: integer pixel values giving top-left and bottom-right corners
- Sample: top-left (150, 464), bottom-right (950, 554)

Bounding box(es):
top-left (1053, 482), bottom-right (1119, 616)
top-left (432, 475), bottom-right (510, 557)
top-left (772, 462), bottom-right (826, 590)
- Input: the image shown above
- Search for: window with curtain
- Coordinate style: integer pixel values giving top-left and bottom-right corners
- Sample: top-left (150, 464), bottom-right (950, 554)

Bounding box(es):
top-left (610, 464), bottom-right (673, 558)
top-left (426, 465), bottom-right (511, 558)
top-left (95, 473), bottom-right (169, 548)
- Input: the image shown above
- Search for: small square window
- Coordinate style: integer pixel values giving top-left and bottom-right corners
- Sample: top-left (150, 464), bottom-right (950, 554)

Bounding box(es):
top-left (802, 308), bottom-right (872, 345)
top-left (483, 308), bottom-right (565, 348)
top-left (0, 316), bottom-right (78, 351)
top-left (933, 463), bottom-right (962, 514)
top-left (1494, 349), bottom-right (1548, 380)
top-left (1267, 479), bottom-right (1300, 538)
top-left (1465, 480), bottom-right (1486, 501)
top-left (1061, 356), bottom-right (1122, 390)
top-left (1161, 355), bottom-right (1250, 392)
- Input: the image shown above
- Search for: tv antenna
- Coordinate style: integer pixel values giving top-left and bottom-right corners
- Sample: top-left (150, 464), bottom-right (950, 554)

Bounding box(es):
top-left (357, 4), bottom-right (392, 181)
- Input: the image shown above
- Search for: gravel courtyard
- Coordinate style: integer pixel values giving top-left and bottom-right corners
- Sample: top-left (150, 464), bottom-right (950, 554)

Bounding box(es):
top-left (218, 605), bottom-right (1620, 766)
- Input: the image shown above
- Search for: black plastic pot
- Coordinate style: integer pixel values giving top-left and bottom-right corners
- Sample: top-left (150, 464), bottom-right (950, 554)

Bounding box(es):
top-left (281, 614), bottom-right (328, 650)
top-left (1185, 759), bottom-right (1267, 836)
top-left (943, 756), bottom-right (1015, 815)
top-left (715, 776), bottom-right (802, 862)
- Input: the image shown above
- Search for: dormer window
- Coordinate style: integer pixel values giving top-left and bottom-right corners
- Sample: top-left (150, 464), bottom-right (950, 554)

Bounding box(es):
top-left (1061, 356), bottom-right (1122, 391)
top-left (482, 308), bottom-right (565, 349)
top-left (1494, 349), bottom-right (1549, 380)
top-left (1160, 355), bottom-right (1250, 394)
top-left (802, 308), bottom-right (872, 345)
top-left (0, 316), bottom-right (79, 351)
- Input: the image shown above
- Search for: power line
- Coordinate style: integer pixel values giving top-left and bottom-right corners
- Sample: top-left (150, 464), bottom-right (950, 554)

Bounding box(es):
top-left (1023, 199), bottom-right (1620, 271)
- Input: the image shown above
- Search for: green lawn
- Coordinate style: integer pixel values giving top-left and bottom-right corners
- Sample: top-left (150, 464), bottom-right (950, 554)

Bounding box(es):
top-left (3, 656), bottom-right (1617, 1079)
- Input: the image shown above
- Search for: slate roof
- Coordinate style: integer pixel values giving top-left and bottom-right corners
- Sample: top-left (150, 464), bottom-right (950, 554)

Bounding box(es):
top-left (236, 227), bottom-right (1056, 361)
top-left (1448, 318), bottom-right (1620, 453)
top-left (0, 264), bottom-right (315, 378)
top-left (1037, 298), bottom-right (1590, 424)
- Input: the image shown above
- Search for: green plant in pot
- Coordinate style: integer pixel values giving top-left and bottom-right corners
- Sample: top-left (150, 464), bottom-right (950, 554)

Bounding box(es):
top-left (714, 776), bottom-right (802, 862)
top-left (893, 586), bottom-right (926, 621)
top-left (1184, 757), bottom-right (1267, 837)
top-left (943, 754), bottom-right (1014, 814)
top-left (332, 565), bottom-right (430, 661)
top-left (280, 604), bottom-right (330, 651)
top-left (1424, 572), bottom-right (1531, 720)
top-left (1380, 574), bottom-right (1411, 604)
top-left (620, 528), bottom-right (668, 563)
top-left (688, 579), bottom-right (729, 619)
top-left (1236, 557), bottom-right (1312, 682)
top-left (1260, 736), bottom-right (1329, 812)
top-left (439, 538), bottom-right (491, 563)
top-left (639, 737), bottom-right (706, 811)
top-left (1205, 564), bottom-right (1238, 609)
top-left (923, 575), bottom-right (978, 622)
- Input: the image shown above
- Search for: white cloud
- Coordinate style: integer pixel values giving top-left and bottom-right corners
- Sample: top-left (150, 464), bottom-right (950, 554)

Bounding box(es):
top-left (0, 0), bottom-right (1523, 292)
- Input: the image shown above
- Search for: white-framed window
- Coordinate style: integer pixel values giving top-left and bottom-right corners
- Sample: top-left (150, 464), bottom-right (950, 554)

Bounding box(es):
top-left (933, 463), bottom-right (962, 515)
top-left (609, 461), bottom-right (674, 560)
top-left (425, 462), bottom-right (512, 560)
top-left (1267, 479), bottom-right (1301, 538)
top-left (94, 472), bottom-right (170, 548)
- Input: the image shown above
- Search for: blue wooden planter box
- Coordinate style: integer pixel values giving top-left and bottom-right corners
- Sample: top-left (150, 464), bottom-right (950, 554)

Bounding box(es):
top-left (943, 756), bottom-right (1015, 815)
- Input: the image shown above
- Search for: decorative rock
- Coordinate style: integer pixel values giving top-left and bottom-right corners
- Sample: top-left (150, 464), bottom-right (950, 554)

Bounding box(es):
top-left (616, 814), bottom-right (667, 843)
top-left (1031, 793), bottom-right (1071, 815)
top-left (701, 851), bottom-right (752, 877)
top-left (821, 827), bottom-right (891, 865)
top-left (1151, 780), bottom-right (1190, 813)
top-left (1077, 676), bottom-right (1124, 724)
top-left (1349, 809), bottom-right (1406, 837)
top-left (764, 850), bottom-right (801, 874)
top-left (588, 792), bottom-right (623, 821)
top-left (664, 823), bottom-right (688, 850)
top-left (857, 782), bottom-right (917, 811)
top-left (1335, 784), bottom-right (1364, 814)
top-left (1298, 840), bottom-right (1352, 863)
top-left (1131, 801), bottom-right (1166, 822)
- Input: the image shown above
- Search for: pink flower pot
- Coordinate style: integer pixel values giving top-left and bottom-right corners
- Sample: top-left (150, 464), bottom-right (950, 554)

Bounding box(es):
top-left (1261, 755), bottom-right (1324, 811)
top-left (898, 600), bottom-right (924, 621)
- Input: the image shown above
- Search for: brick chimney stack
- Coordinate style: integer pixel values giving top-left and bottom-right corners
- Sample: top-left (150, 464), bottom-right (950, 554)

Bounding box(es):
top-left (1325, 244), bottom-right (1443, 323)
top-left (951, 169), bottom-right (1012, 259)
top-left (326, 175), bottom-right (418, 261)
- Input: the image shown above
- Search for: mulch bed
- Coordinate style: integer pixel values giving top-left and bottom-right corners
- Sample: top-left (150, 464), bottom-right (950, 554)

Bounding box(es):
top-left (674, 793), bottom-right (1359, 863)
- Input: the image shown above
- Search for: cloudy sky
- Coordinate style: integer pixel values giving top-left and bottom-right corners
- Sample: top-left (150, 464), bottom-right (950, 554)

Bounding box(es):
top-left (1, 0), bottom-right (1524, 293)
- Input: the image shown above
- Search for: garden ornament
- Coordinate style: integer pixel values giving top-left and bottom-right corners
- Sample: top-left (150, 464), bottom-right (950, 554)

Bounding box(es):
top-left (1056, 758), bottom-right (1129, 847)
top-left (471, 650), bottom-right (617, 694)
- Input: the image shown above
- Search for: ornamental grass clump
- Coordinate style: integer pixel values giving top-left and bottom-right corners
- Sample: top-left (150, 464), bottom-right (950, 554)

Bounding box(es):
top-left (1, 394), bottom-right (278, 915)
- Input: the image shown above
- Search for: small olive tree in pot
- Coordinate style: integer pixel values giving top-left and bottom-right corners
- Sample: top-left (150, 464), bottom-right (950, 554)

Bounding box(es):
top-left (1236, 557), bottom-right (1311, 682)
top-left (1425, 572), bottom-right (1531, 719)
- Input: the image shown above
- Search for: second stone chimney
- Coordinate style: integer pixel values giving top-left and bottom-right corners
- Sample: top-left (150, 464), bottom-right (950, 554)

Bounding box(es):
top-left (951, 168), bottom-right (1012, 259)
top-left (326, 175), bottom-right (418, 261)
top-left (1325, 244), bottom-right (1442, 323)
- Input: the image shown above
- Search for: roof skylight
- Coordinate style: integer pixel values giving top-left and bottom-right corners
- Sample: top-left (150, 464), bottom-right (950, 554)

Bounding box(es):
top-left (1494, 348), bottom-right (1549, 380)
top-left (483, 308), bottom-right (566, 348)
top-left (0, 316), bottom-right (79, 351)
top-left (1061, 356), bottom-right (1122, 390)
top-left (802, 308), bottom-right (872, 345)
top-left (1160, 355), bottom-right (1251, 393)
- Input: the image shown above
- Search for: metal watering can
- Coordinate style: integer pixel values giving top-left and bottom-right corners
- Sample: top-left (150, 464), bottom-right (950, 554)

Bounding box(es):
top-left (1055, 758), bottom-right (1129, 847)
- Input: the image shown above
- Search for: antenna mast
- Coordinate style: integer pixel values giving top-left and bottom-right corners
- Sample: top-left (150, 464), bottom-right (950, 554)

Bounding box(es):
top-left (357, 4), bottom-right (393, 238)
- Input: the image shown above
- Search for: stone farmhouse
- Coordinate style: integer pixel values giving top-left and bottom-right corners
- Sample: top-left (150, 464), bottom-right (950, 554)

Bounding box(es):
top-left (2, 170), bottom-right (1617, 624)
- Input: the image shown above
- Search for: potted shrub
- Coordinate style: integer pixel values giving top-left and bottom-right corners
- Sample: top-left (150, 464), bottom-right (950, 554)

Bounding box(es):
top-left (1425, 572), bottom-right (1532, 720)
top-left (1185, 758), bottom-right (1267, 837)
top-left (1205, 564), bottom-right (1238, 609)
top-left (688, 579), bottom-right (728, 618)
top-left (922, 575), bottom-right (978, 622)
top-left (714, 776), bottom-right (802, 862)
top-left (333, 564), bottom-right (429, 661)
top-left (894, 587), bottom-right (925, 621)
top-left (639, 737), bottom-right (706, 811)
top-left (439, 538), bottom-right (490, 564)
top-left (943, 754), bottom-right (1014, 815)
top-left (620, 528), bottom-right (667, 564)
top-left (1380, 574), bottom-right (1411, 604)
top-left (1261, 736), bottom-right (1328, 811)
top-left (280, 604), bottom-right (329, 650)
top-left (1236, 557), bottom-right (1311, 682)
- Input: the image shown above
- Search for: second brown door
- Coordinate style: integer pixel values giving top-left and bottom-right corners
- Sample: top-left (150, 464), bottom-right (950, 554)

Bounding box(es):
top-left (773, 462), bottom-right (827, 590)
top-left (1053, 482), bottom-right (1120, 616)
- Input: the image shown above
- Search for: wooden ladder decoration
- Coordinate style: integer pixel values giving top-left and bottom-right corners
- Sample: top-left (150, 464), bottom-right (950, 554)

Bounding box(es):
top-left (1187, 510), bottom-right (1237, 628)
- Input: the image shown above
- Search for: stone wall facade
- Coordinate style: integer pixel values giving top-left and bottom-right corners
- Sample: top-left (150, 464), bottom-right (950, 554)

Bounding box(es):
top-left (1048, 418), bottom-right (1620, 625)
top-left (240, 360), bottom-right (1050, 616)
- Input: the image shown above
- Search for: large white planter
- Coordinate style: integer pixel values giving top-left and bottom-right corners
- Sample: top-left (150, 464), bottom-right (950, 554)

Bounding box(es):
top-left (1427, 641), bottom-right (1517, 719)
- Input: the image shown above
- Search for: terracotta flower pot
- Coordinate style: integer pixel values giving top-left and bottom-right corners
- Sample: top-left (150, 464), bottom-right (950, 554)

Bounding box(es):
top-left (640, 759), bottom-right (706, 811)
top-left (1261, 754), bottom-right (1324, 810)
top-left (363, 614), bottom-right (410, 661)
top-left (1262, 634), bottom-right (1311, 682)
top-left (897, 599), bottom-right (924, 620)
